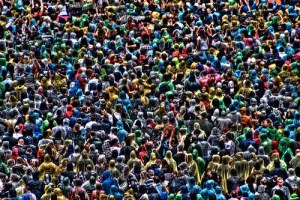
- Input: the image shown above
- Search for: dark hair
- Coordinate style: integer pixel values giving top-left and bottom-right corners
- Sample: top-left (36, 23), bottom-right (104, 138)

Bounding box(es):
top-left (153, 176), bottom-right (160, 183)
top-left (50, 193), bottom-right (58, 200)
top-left (177, 145), bottom-right (183, 151)
top-left (169, 117), bottom-right (175, 124)
top-left (8, 188), bottom-right (17, 197)
top-left (283, 130), bottom-right (290, 137)
top-left (139, 185), bottom-right (147, 193)
top-left (110, 138), bottom-right (118, 146)
top-left (226, 132), bottom-right (233, 140)
top-left (230, 168), bottom-right (237, 176)
top-left (32, 171), bottom-right (40, 180)
top-left (254, 161), bottom-right (261, 170)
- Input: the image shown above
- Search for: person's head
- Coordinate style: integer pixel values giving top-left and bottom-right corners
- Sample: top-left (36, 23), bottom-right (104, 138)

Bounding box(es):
top-left (147, 169), bottom-right (155, 179)
top-left (153, 176), bottom-right (160, 184)
top-left (177, 144), bottom-right (183, 152)
top-left (139, 185), bottom-right (147, 193)
top-left (274, 159), bottom-right (280, 168)
top-left (254, 161), bottom-right (261, 170)
top-left (283, 130), bottom-right (290, 137)
top-left (116, 156), bottom-right (124, 163)
top-left (246, 130), bottom-right (253, 140)
top-left (261, 119), bottom-right (268, 127)
top-left (123, 166), bottom-right (130, 176)
top-left (169, 117), bottom-right (175, 125)
top-left (75, 178), bottom-right (82, 187)
top-left (230, 168), bottom-right (237, 176)
top-left (205, 169), bottom-right (212, 178)
top-left (277, 177), bottom-right (284, 188)
top-left (74, 145), bottom-right (80, 153)
top-left (18, 138), bottom-right (24, 146)
top-left (110, 138), bottom-right (119, 146)
top-left (226, 132), bottom-right (233, 141)
top-left (111, 127), bottom-right (118, 134)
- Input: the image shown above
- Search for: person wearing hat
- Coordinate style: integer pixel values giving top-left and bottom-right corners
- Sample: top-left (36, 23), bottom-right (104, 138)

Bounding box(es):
top-left (76, 149), bottom-right (94, 173)
top-left (53, 187), bottom-right (68, 200)
top-left (40, 184), bottom-right (53, 200)
top-left (267, 152), bottom-right (287, 171)
top-left (232, 152), bottom-right (249, 181)
top-left (255, 185), bottom-right (270, 200)
top-left (284, 168), bottom-right (300, 191)
top-left (58, 177), bottom-right (72, 199)
top-left (185, 153), bottom-right (201, 184)
top-left (200, 180), bottom-right (215, 200)
top-left (38, 154), bottom-right (58, 181)
top-left (217, 155), bottom-right (231, 194)
top-left (257, 146), bottom-right (271, 168)
top-left (0, 0), bottom-right (300, 198)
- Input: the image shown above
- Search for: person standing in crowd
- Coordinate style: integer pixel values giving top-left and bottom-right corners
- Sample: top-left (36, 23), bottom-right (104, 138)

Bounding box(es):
top-left (0, 0), bottom-right (298, 199)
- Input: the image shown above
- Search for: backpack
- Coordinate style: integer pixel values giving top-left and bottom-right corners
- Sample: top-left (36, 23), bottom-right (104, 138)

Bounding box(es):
top-left (60, 185), bottom-right (72, 198)
top-left (186, 55), bottom-right (194, 68)
top-left (234, 185), bottom-right (241, 199)
top-left (150, 165), bottom-right (163, 176)
top-left (229, 176), bottom-right (241, 194)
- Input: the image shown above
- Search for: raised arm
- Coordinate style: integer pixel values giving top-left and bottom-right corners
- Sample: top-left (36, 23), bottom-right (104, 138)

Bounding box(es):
top-left (40, 0), bottom-right (44, 12)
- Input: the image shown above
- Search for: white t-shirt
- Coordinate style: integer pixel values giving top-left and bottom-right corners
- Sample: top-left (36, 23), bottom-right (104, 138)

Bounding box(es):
top-left (13, 133), bottom-right (23, 140)
top-left (85, 121), bottom-right (97, 130)
top-left (58, 4), bottom-right (68, 16)
top-left (197, 36), bottom-right (208, 51)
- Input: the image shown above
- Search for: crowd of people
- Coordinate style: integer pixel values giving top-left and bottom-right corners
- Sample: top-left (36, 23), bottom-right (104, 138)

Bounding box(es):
top-left (0, 0), bottom-right (299, 199)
